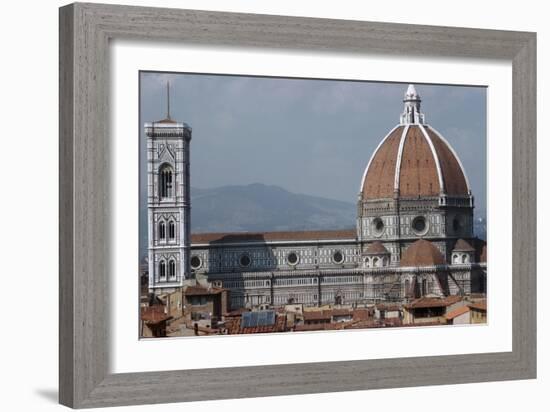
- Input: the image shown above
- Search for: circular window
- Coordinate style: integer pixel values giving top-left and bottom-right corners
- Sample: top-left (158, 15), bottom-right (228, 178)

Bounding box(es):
top-left (239, 253), bottom-right (251, 267)
top-left (287, 252), bottom-right (299, 266)
top-left (190, 255), bottom-right (202, 270)
top-left (412, 216), bottom-right (427, 235)
top-left (333, 250), bottom-right (344, 264)
top-left (371, 217), bottom-right (385, 236)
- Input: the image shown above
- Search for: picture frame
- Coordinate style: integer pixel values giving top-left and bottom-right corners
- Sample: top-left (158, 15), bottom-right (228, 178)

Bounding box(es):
top-left (59, 2), bottom-right (536, 408)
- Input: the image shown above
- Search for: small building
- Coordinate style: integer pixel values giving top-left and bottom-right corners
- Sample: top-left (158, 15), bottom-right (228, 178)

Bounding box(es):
top-left (374, 303), bottom-right (402, 320)
top-left (157, 289), bottom-right (184, 319)
top-left (331, 308), bottom-right (353, 323)
top-left (403, 295), bottom-right (464, 325)
top-left (184, 285), bottom-right (230, 329)
top-left (444, 300), bottom-right (487, 325)
top-left (467, 301), bottom-right (487, 324)
top-left (444, 306), bottom-right (472, 325)
top-left (303, 310), bottom-right (332, 326)
top-left (140, 306), bottom-right (172, 337)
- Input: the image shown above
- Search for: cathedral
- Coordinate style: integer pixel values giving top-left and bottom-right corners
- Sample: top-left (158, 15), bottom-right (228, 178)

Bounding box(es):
top-left (144, 84), bottom-right (487, 310)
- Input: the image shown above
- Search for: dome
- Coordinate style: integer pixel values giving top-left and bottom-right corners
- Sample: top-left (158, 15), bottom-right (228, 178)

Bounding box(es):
top-left (360, 85), bottom-right (470, 201)
top-left (364, 241), bottom-right (390, 255)
top-left (452, 239), bottom-right (475, 252)
top-left (400, 239), bottom-right (446, 267)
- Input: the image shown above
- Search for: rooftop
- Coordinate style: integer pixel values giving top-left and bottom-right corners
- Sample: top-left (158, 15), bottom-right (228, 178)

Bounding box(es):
top-left (404, 295), bottom-right (463, 309)
top-left (184, 285), bottom-right (225, 296)
top-left (191, 229), bottom-right (356, 244)
top-left (444, 305), bottom-right (471, 320)
top-left (400, 239), bottom-right (446, 267)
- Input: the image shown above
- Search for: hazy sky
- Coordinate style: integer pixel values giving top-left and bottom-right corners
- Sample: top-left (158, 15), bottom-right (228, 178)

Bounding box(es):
top-left (139, 71), bottom-right (486, 211)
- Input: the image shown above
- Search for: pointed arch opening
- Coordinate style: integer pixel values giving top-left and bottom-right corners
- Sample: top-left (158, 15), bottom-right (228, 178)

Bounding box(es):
top-left (168, 220), bottom-right (175, 240)
top-left (159, 163), bottom-right (174, 199)
top-left (159, 260), bottom-right (166, 279)
top-left (168, 259), bottom-right (176, 279)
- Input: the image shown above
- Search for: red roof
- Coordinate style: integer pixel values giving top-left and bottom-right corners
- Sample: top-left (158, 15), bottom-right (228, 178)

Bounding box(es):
top-left (468, 301), bottom-right (487, 311)
top-left (303, 310), bottom-right (332, 321)
top-left (362, 125), bottom-right (469, 200)
top-left (365, 241), bottom-right (390, 255)
top-left (400, 239), bottom-right (446, 267)
top-left (404, 295), bottom-right (463, 309)
top-left (141, 306), bottom-right (171, 324)
top-left (191, 229), bottom-right (356, 244)
top-left (227, 314), bottom-right (287, 334)
top-left (352, 308), bottom-right (371, 321)
top-left (444, 305), bottom-right (471, 320)
top-left (453, 239), bottom-right (475, 252)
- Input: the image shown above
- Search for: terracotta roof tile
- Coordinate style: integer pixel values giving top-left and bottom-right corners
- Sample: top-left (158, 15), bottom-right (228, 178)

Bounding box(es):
top-left (361, 125), bottom-right (470, 201)
top-left (362, 126), bottom-right (404, 199)
top-left (404, 295), bottom-right (463, 309)
top-left (425, 126), bottom-right (469, 196)
top-left (400, 239), bottom-right (446, 267)
top-left (365, 241), bottom-right (390, 255)
top-left (191, 229), bottom-right (356, 244)
top-left (444, 305), bottom-right (471, 320)
top-left (352, 308), bottom-right (371, 321)
top-left (453, 238), bottom-right (475, 252)
top-left (303, 310), bottom-right (332, 321)
top-left (398, 126), bottom-right (441, 197)
top-left (141, 306), bottom-right (171, 324)
top-left (468, 301), bottom-right (487, 311)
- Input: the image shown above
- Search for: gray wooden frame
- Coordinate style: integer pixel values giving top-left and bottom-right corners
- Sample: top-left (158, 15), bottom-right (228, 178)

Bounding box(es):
top-left (59, 2), bottom-right (536, 408)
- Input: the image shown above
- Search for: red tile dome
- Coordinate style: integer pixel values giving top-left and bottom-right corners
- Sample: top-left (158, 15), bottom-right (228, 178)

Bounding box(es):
top-left (400, 239), bottom-right (446, 267)
top-left (360, 85), bottom-right (470, 201)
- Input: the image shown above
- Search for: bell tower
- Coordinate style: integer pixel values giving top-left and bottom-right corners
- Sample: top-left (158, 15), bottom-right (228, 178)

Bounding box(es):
top-left (145, 82), bottom-right (192, 294)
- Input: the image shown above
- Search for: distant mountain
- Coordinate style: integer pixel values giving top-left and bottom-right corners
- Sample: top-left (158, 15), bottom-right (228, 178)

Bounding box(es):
top-left (190, 183), bottom-right (356, 233)
top-left (139, 184), bottom-right (486, 259)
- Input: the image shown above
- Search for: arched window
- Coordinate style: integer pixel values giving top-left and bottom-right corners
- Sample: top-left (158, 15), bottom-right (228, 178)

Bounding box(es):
top-left (168, 259), bottom-right (176, 279)
top-left (159, 221), bottom-right (166, 240)
top-left (373, 257), bottom-right (379, 267)
top-left (168, 220), bottom-right (175, 240)
top-left (159, 164), bottom-right (174, 199)
top-left (421, 278), bottom-right (427, 296)
top-left (159, 261), bottom-right (166, 279)
top-left (462, 254), bottom-right (469, 264)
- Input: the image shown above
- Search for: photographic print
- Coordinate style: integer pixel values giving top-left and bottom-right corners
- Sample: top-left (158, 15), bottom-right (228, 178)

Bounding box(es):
top-left (139, 73), bottom-right (487, 338)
